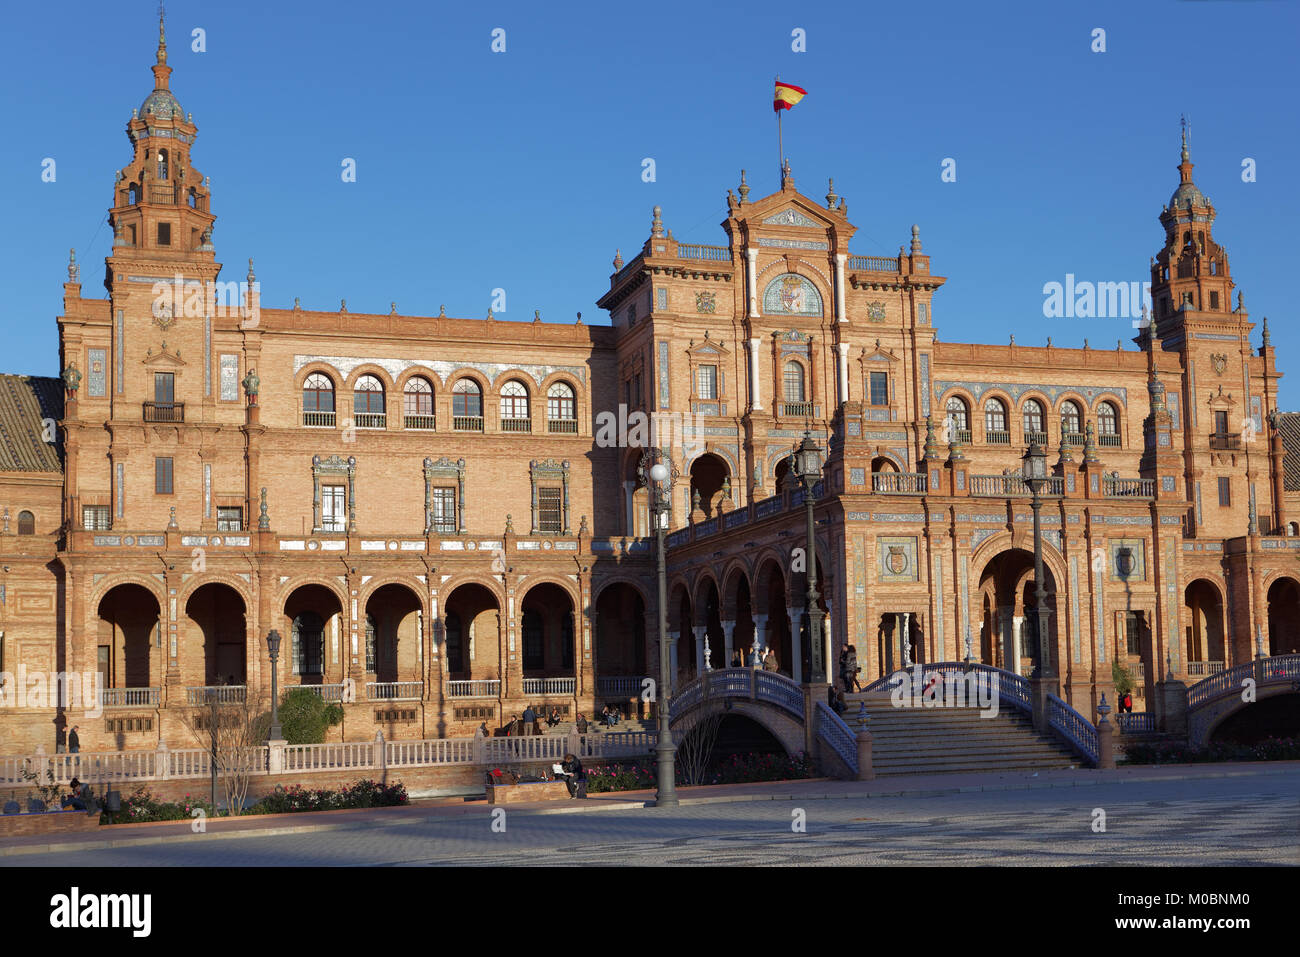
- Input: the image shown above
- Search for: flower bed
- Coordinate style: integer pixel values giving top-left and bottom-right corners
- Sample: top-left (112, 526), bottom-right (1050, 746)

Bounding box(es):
top-left (100, 779), bottom-right (408, 824)
top-left (1122, 736), bottom-right (1300, 765)
top-left (586, 751), bottom-right (817, 793)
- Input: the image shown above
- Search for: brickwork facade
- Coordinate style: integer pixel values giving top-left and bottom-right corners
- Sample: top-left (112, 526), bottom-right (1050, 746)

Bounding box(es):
top-left (0, 24), bottom-right (1296, 755)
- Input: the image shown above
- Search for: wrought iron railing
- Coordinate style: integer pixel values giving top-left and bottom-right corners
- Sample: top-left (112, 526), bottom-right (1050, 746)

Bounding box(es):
top-left (143, 401), bottom-right (184, 423)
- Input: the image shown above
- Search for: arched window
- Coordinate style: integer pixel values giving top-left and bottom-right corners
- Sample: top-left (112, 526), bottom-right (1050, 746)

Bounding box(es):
top-left (403, 376), bottom-right (434, 429)
top-left (157, 149), bottom-right (169, 180)
top-left (302, 372), bottom-right (335, 426)
top-left (1098, 401), bottom-right (1119, 446)
top-left (291, 611), bottom-right (324, 676)
top-left (1061, 400), bottom-right (1083, 438)
top-left (17, 510), bottom-right (35, 535)
top-left (453, 378), bottom-right (483, 430)
top-left (547, 382), bottom-right (577, 433)
top-left (353, 374), bottom-right (386, 428)
top-left (501, 380), bottom-right (530, 432)
top-left (1023, 398), bottom-right (1045, 440)
top-left (984, 398), bottom-right (1008, 442)
top-left (782, 361), bottom-right (806, 413)
top-left (945, 396), bottom-right (969, 435)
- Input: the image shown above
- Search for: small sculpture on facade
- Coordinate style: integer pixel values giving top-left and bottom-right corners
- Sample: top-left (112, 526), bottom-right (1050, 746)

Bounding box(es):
top-left (241, 367), bottom-right (260, 405)
top-left (67, 249), bottom-right (79, 283)
top-left (258, 487), bottom-right (270, 530)
top-left (61, 362), bottom-right (82, 399)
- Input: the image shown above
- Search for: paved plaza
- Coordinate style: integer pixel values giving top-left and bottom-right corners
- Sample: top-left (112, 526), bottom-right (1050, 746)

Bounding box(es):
top-left (4, 766), bottom-right (1297, 867)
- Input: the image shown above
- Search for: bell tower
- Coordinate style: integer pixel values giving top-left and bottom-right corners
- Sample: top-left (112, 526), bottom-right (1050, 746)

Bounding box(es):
top-left (106, 8), bottom-right (217, 282)
top-left (1148, 120), bottom-right (1236, 328)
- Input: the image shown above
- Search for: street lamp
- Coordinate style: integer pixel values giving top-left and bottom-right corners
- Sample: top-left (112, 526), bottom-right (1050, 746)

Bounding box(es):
top-left (790, 430), bottom-right (825, 685)
top-left (1021, 437), bottom-right (1057, 728)
top-left (638, 448), bottom-right (679, 807)
top-left (267, 628), bottom-right (283, 741)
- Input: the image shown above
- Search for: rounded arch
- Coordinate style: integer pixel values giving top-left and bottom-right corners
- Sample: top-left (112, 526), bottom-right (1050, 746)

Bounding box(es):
top-left (293, 362), bottom-right (343, 393)
top-left (364, 581), bottom-right (425, 682)
top-left (16, 510), bottom-right (35, 535)
top-left (90, 574), bottom-right (166, 614)
top-left (450, 373), bottom-right (487, 420)
top-left (1018, 393), bottom-right (1050, 438)
top-left (760, 271), bottom-right (828, 318)
top-left (969, 532), bottom-right (1067, 588)
top-left (973, 543), bottom-right (1063, 676)
top-left (341, 363), bottom-right (396, 393)
top-left (1265, 576), bottom-right (1300, 656)
top-left (940, 391), bottom-right (972, 433)
top-left (1056, 396), bottom-right (1086, 436)
top-left (982, 394), bottom-right (1010, 437)
top-left (543, 376), bottom-right (580, 425)
top-left (516, 575), bottom-right (582, 612)
top-left (780, 357), bottom-right (809, 405)
top-left (871, 452), bottom-right (904, 473)
top-left (357, 576), bottom-right (428, 612)
top-left (1184, 578), bottom-right (1226, 672)
top-left (593, 581), bottom-right (646, 680)
top-left (394, 365), bottom-right (445, 391)
top-left (97, 582), bottom-right (161, 691)
top-left (592, 575), bottom-right (652, 610)
top-left (274, 575), bottom-right (349, 611)
top-left (669, 699), bottom-right (804, 760)
top-left (688, 451), bottom-right (732, 518)
top-left (442, 580), bottom-right (503, 683)
top-left (499, 377), bottom-right (531, 421)
top-left (447, 369), bottom-right (491, 394)
top-left (176, 573), bottom-right (255, 612)
top-left (720, 561), bottom-right (753, 616)
top-left (185, 582), bottom-right (249, 686)
top-left (692, 571), bottom-right (723, 626)
top-left (487, 367), bottom-right (538, 391)
top-left (437, 574), bottom-right (506, 611)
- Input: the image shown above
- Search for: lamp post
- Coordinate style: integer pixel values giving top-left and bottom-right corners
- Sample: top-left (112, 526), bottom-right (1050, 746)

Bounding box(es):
top-left (267, 628), bottom-right (283, 741)
top-left (1021, 437), bottom-right (1057, 729)
top-left (638, 448), bottom-right (679, 807)
top-left (791, 430), bottom-right (825, 684)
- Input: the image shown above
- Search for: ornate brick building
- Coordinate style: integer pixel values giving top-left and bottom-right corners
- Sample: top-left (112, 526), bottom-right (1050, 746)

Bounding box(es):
top-left (1, 21), bottom-right (1297, 753)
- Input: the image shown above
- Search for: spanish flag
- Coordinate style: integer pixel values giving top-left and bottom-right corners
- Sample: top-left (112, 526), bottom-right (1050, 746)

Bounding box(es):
top-left (774, 80), bottom-right (807, 113)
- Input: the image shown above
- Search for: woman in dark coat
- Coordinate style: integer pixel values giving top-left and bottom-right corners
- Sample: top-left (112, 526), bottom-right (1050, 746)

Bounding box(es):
top-left (560, 753), bottom-right (587, 798)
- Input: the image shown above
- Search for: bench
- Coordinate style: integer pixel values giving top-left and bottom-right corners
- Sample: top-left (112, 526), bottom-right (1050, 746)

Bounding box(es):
top-left (485, 780), bottom-right (573, 804)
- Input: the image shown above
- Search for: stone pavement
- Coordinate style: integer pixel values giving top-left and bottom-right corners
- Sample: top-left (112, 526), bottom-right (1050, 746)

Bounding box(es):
top-left (2, 762), bottom-right (1297, 866)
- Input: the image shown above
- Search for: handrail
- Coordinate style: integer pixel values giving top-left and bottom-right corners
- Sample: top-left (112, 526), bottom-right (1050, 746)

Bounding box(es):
top-left (1187, 654), bottom-right (1300, 709)
top-left (862, 662), bottom-right (1031, 714)
top-left (815, 701), bottom-right (858, 773)
top-left (1047, 693), bottom-right (1098, 765)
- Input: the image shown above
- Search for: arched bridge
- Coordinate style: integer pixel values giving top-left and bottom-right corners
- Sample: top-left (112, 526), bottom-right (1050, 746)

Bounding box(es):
top-left (1187, 654), bottom-right (1300, 747)
top-left (668, 668), bottom-right (860, 777)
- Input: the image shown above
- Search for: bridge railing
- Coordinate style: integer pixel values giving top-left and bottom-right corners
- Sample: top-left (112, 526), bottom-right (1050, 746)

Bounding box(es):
top-left (862, 662), bottom-right (1032, 715)
top-left (1047, 694), bottom-right (1098, 765)
top-left (815, 701), bottom-right (858, 774)
top-left (669, 667), bottom-right (806, 721)
top-left (1185, 654), bottom-right (1300, 710)
top-left (1116, 712), bottom-right (1155, 734)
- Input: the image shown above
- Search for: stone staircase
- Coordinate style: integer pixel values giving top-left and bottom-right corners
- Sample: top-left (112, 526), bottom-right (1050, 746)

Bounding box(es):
top-left (838, 691), bottom-right (1081, 775)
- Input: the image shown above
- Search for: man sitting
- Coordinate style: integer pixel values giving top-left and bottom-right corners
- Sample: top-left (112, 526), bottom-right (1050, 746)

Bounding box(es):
top-left (559, 753), bottom-right (587, 798)
top-left (60, 778), bottom-right (87, 811)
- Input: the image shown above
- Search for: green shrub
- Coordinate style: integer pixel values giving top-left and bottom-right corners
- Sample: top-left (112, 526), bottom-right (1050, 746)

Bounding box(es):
top-left (250, 779), bottom-right (408, 814)
top-left (1110, 660), bottom-right (1134, 698)
top-left (1123, 735), bottom-right (1300, 765)
top-left (584, 752), bottom-right (818, 792)
top-left (278, 688), bottom-right (344, 744)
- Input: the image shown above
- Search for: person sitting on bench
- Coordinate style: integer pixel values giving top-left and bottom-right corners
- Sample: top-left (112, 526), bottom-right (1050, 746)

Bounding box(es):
top-left (559, 753), bottom-right (587, 798)
top-left (61, 778), bottom-right (87, 811)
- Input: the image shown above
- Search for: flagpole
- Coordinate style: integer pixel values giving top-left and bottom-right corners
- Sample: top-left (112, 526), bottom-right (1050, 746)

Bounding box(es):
top-left (775, 75), bottom-right (784, 182)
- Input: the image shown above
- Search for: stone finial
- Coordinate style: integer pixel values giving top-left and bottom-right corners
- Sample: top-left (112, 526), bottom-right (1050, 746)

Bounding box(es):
top-left (575, 312), bottom-right (583, 324)
top-left (613, 248), bottom-right (623, 270)
top-left (1083, 338), bottom-right (1089, 350)
top-left (826, 178), bottom-right (838, 208)
top-left (486, 307), bottom-right (494, 320)
top-left (579, 514), bottom-right (589, 535)
top-left (738, 169), bottom-right (750, 203)
top-left (168, 506), bottom-right (178, 530)
top-left (780, 158), bottom-right (793, 188)
top-left (1262, 316), bottom-right (1271, 348)
top-left (340, 299), bottom-right (347, 313)
top-left (727, 189), bottom-right (738, 213)
top-left (1238, 291), bottom-right (1244, 313)
top-left (534, 309), bottom-right (541, 322)
top-left (923, 415), bottom-right (940, 459)
top-left (259, 487), bottom-right (270, 530)
top-left (1083, 421), bottom-right (1099, 463)
top-left (651, 206), bottom-right (664, 238)
top-left (505, 513), bottom-right (514, 534)
top-left (390, 302), bottom-right (397, 315)
top-left (247, 258), bottom-right (255, 284)
top-left (1046, 336), bottom-right (1053, 348)
top-left (1009, 334), bottom-right (1015, 346)
top-left (439, 304), bottom-right (446, 317)
top-left (910, 224), bottom-right (922, 254)
top-left (67, 249), bottom-right (79, 283)
top-left (692, 488), bottom-right (702, 511)
top-left (293, 297), bottom-right (301, 310)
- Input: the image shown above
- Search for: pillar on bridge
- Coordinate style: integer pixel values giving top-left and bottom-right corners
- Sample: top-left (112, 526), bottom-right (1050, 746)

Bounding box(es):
top-left (721, 620), bottom-right (736, 668)
top-left (1155, 675), bottom-right (1189, 737)
top-left (790, 612), bottom-right (802, 683)
top-left (693, 625), bottom-right (707, 676)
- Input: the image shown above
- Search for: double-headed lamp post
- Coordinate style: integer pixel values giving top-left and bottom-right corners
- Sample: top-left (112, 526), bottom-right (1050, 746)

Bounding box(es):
top-left (267, 628), bottom-right (283, 741)
top-left (791, 430), bottom-right (825, 684)
top-left (638, 449), bottom-right (679, 807)
top-left (1021, 438), bottom-right (1057, 728)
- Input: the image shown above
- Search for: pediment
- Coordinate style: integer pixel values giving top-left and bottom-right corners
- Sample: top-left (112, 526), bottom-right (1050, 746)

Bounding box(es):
top-left (762, 207), bottom-right (821, 228)
top-left (142, 344), bottom-right (186, 367)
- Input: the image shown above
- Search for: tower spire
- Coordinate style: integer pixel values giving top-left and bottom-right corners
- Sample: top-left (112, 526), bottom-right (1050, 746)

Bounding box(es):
top-left (157, 2), bottom-right (167, 65)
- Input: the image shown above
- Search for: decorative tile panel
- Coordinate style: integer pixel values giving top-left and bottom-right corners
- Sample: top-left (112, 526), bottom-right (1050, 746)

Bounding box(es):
top-left (220, 354), bottom-right (239, 400)
top-left (878, 536), bottom-right (919, 582)
top-left (87, 349), bottom-right (107, 396)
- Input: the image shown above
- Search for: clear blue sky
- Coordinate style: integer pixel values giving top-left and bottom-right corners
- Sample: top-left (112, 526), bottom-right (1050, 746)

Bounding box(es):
top-left (2, 0), bottom-right (1297, 403)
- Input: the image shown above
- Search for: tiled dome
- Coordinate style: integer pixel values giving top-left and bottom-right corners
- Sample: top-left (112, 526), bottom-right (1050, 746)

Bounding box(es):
top-left (140, 88), bottom-right (181, 119)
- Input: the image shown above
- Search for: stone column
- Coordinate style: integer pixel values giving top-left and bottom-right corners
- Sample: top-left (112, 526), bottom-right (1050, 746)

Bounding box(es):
top-left (837, 342), bottom-right (850, 404)
top-left (749, 337), bottom-right (763, 411)
top-left (834, 253), bottom-right (847, 322)
top-left (824, 601), bottom-right (835, 687)
top-left (899, 612), bottom-right (912, 668)
top-left (1013, 615), bottom-right (1025, 675)
top-left (693, 626), bottom-right (707, 676)
top-left (721, 620), bottom-right (736, 668)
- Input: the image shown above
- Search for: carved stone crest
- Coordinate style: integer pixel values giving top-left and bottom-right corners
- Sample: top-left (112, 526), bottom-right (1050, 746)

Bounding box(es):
top-left (1210, 353), bottom-right (1228, 375)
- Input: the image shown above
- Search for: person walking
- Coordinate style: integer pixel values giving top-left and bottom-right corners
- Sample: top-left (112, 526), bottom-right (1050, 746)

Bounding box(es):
top-left (522, 703), bottom-right (536, 736)
top-left (56, 726), bottom-right (67, 754)
top-left (575, 712), bottom-right (588, 734)
top-left (68, 725), bottom-right (80, 754)
top-left (843, 644), bottom-right (860, 692)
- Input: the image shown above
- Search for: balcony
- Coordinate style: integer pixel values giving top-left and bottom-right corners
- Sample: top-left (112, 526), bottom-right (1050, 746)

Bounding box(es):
top-left (500, 417), bottom-right (532, 433)
top-left (781, 401), bottom-right (814, 418)
top-left (847, 255), bottom-right (899, 272)
top-left (1063, 432), bottom-right (1086, 446)
top-left (446, 679), bottom-right (500, 697)
top-left (1099, 432), bottom-right (1121, 448)
top-left (547, 418), bottom-right (579, 434)
top-left (143, 401), bottom-right (184, 423)
top-left (366, 681), bottom-right (423, 701)
top-left (970, 474), bottom-right (1064, 497)
top-left (1209, 432), bottom-right (1241, 450)
top-left (1103, 477), bottom-right (1155, 498)
top-left (1025, 430), bottom-right (1048, 446)
top-left (186, 685), bottom-right (247, 706)
top-left (677, 243), bottom-right (731, 262)
top-left (1186, 660), bottom-right (1226, 677)
top-left (100, 687), bottom-right (160, 709)
top-left (872, 472), bottom-right (928, 494)
top-left (521, 677), bottom-right (576, 696)
top-left (354, 412), bottom-right (386, 429)
top-left (303, 410), bottom-right (336, 427)
top-left (985, 430), bottom-right (1011, 445)
top-left (596, 676), bottom-right (649, 697)
top-left (453, 415), bottom-right (484, 432)
top-left (403, 414), bottom-right (436, 430)
top-left (297, 682), bottom-right (350, 702)
top-left (953, 428), bottom-right (972, 445)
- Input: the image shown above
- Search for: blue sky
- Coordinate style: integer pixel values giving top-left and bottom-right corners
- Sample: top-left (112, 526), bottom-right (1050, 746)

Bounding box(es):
top-left (2, 0), bottom-right (1297, 403)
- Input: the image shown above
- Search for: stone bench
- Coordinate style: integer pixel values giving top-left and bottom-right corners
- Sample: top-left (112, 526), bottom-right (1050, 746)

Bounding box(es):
top-left (485, 780), bottom-right (572, 805)
top-left (0, 809), bottom-right (101, 837)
